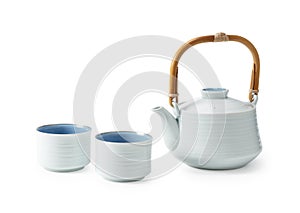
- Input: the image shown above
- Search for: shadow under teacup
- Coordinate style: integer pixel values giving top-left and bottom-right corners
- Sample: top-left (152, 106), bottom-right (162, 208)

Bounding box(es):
top-left (95, 131), bottom-right (152, 182)
top-left (37, 124), bottom-right (91, 172)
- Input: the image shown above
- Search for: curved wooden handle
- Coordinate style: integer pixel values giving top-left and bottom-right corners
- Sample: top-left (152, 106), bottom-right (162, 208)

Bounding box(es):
top-left (169, 33), bottom-right (260, 106)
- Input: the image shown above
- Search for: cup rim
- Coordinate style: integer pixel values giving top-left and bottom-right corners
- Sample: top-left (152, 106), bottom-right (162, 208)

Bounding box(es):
top-left (95, 131), bottom-right (152, 143)
top-left (37, 123), bottom-right (91, 135)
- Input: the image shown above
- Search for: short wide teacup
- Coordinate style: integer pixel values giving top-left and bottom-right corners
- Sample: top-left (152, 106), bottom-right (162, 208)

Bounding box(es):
top-left (37, 124), bottom-right (91, 172)
top-left (95, 131), bottom-right (152, 182)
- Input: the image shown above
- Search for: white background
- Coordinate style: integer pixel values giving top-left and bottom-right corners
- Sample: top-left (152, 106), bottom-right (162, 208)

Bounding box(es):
top-left (0, 0), bottom-right (299, 212)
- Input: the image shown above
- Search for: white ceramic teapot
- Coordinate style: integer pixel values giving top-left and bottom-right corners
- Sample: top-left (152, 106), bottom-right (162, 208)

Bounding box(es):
top-left (153, 33), bottom-right (262, 170)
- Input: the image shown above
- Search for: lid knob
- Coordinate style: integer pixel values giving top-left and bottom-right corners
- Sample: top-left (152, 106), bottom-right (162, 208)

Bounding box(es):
top-left (201, 88), bottom-right (229, 99)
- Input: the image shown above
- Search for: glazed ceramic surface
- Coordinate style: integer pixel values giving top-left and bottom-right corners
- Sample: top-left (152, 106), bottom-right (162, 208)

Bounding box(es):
top-left (37, 124), bottom-right (91, 172)
top-left (153, 88), bottom-right (262, 170)
top-left (95, 131), bottom-right (152, 182)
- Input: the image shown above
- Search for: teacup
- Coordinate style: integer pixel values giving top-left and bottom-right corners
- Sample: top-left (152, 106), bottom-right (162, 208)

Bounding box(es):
top-left (95, 131), bottom-right (152, 182)
top-left (37, 124), bottom-right (91, 172)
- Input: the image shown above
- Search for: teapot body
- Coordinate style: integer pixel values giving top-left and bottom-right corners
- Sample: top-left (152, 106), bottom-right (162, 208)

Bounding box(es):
top-left (173, 104), bottom-right (262, 169)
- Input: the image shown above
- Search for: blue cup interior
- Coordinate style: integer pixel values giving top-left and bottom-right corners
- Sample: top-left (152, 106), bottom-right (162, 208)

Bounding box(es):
top-left (37, 124), bottom-right (91, 134)
top-left (96, 131), bottom-right (152, 143)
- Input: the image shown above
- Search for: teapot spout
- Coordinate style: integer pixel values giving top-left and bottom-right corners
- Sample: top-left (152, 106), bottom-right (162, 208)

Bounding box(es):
top-left (152, 106), bottom-right (179, 150)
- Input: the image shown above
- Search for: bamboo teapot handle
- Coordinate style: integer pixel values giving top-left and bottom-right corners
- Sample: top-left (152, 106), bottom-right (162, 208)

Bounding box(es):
top-left (169, 33), bottom-right (260, 106)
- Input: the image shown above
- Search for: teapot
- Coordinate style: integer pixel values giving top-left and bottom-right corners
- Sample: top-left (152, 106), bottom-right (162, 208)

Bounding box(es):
top-left (153, 33), bottom-right (262, 170)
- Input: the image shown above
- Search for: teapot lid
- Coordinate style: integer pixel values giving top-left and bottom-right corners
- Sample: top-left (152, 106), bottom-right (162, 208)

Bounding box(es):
top-left (179, 88), bottom-right (255, 114)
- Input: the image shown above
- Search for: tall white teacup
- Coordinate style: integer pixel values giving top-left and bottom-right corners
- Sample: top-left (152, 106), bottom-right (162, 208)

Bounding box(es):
top-left (95, 131), bottom-right (152, 182)
top-left (37, 124), bottom-right (91, 172)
